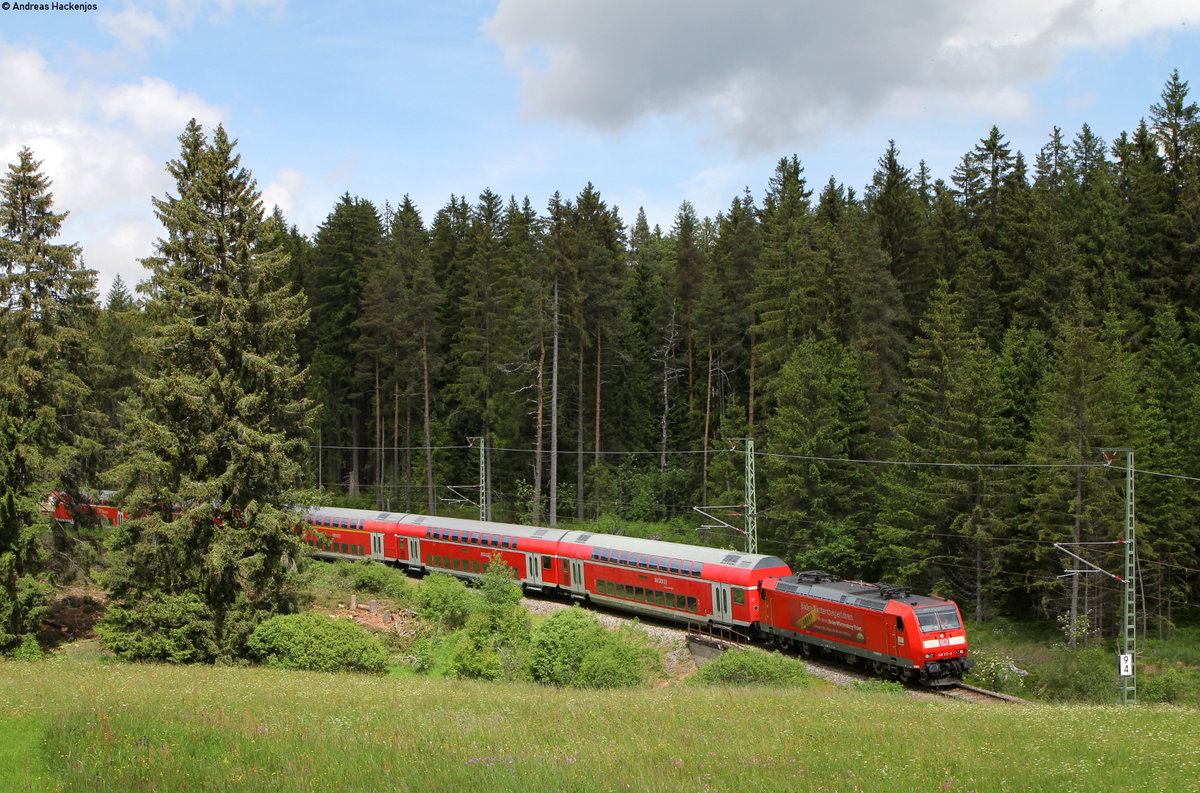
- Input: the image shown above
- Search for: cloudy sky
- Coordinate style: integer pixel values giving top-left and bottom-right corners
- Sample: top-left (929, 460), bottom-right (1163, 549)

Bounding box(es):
top-left (2, 0), bottom-right (1198, 295)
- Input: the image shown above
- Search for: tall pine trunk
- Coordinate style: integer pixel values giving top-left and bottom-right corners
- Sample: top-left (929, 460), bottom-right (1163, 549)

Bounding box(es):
top-left (374, 360), bottom-right (383, 508)
top-left (1070, 414), bottom-right (1084, 649)
top-left (349, 401), bottom-right (361, 498)
top-left (594, 326), bottom-right (603, 520)
top-left (550, 279), bottom-right (560, 526)
top-left (422, 329), bottom-right (436, 515)
top-left (577, 337), bottom-right (585, 521)
top-left (702, 336), bottom-right (713, 505)
top-left (392, 381), bottom-right (400, 511)
top-left (533, 330), bottom-right (546, 525)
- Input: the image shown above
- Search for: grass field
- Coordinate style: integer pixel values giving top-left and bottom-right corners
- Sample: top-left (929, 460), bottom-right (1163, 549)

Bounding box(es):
top-left (2, 654), bottom-right (1199, 793)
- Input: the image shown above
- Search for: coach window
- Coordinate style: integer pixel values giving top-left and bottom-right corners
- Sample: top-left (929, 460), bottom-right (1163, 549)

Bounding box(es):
top-left (618, 551), bottom-right (631, 565)
top-left (543, 557), bottom-right (553, 570)
top-left (654, 591), bottom-right (665, 606)
top-left (732, 589), bottom-right (745, 606)
top-left (592, 549), bottom-right (601, 561)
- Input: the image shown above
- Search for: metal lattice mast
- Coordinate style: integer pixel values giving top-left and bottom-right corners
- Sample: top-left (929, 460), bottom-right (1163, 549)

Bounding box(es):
top-left (1122, 449), bottom-right (1137, 705)
top-left (469, 436), bottom-right (491, 522)
top-left (743, 438), bottom-right (757, 555)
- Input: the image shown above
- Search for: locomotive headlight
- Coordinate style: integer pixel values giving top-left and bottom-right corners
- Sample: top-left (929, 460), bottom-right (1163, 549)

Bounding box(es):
top-left (925, 653), bottom-right (934, 659)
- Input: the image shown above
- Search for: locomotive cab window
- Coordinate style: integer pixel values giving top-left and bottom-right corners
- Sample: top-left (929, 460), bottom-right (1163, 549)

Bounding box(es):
top-left (917, 607), bottom-right (962, 632)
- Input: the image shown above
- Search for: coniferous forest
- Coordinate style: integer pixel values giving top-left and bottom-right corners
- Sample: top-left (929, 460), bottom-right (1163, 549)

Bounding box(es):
top-left (3, 72), bottom-right (1200, 660)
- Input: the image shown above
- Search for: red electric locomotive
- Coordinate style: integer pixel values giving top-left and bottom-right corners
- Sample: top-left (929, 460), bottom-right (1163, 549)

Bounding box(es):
top-left (759, 570), bottom-right (972, 685)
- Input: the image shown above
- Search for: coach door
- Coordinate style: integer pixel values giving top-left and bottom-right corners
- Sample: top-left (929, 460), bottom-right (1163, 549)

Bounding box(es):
top-left (370, 532), bottom-right (385, 560)
top-left (407, 538), bottom-right (421, 567)
top-left (562, 558), bottom-right (586, 597)
top-left (712, 583), bottom-right (733, 625)
top-left (525, 553), bottom-right (543, 588)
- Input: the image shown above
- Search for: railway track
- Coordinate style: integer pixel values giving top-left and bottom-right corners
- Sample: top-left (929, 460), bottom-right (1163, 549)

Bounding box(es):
top-left (932, 682), bottom-right (1027, 705)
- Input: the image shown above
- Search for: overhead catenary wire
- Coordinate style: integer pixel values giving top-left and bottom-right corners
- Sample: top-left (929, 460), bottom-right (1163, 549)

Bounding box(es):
top-left (309, 440), bottom-right (1200, 478)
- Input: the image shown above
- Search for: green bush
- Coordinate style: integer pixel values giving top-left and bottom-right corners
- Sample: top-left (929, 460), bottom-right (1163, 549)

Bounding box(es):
top-left (576, 642), bottom-right (645, 689)
top-left (527, 607), bottom-right (654, 688)
top-left (480, 556), bottom-right (523, 616)
top-left (1025, 647), bottom-right (1116, 704)
top-left (415, 574), bottom-right (478, 630)
top-left (96, 593), bottom-right (218, 663)
top-left (528, 607), bottom-right (610, 686)
top-left (308, 560), bottom-right (414, 603)
top-left (350, 561), bottom-right (414, 602)
top-left (449, 621), bottom-right (505, 682)
top-left (247, 611), bottom-right (388, 674)
top-left (692, 649), bottom-right (813, 688)
top-left (1140, 666), bottom-right (1200, 705)
top-left (7, 633), bottom-right (43, 661)
top-left (964, 649), bottom-right (1027, 695)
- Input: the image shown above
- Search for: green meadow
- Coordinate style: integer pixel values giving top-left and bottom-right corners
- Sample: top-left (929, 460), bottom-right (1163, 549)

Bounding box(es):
top-left (2, 654), bottom-right (1198, 793)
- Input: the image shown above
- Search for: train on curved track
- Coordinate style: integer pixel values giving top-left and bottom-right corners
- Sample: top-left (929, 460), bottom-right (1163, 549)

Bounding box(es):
top-left (52, 497), bottom-right (973, 685)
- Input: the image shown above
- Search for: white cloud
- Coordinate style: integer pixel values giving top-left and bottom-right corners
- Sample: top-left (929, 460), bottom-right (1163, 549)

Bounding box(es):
top-left (96, 0), bottom-right (288, 53)
top-left (485, 0), bottom-right (1200, 154)
top-left (0, 38), bottom-right (227, 294)
top-left (0, 44), bottom-right (75, 122)
top-left (96, 6), bottom-right (170, 53)
top-left (260, 167), bottom-right (307, 221)
top-left (98, 77), bottom-right (223, 135)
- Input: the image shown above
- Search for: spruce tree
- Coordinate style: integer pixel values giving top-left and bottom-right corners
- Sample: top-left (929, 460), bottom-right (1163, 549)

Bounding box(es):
top-left (99, 122), bottom-right (313, 663)
top-left (0, 147), bottom-right (96, 654)
top-left (1021, 298), bottom-right (1139, 638)
top-left (305, 194), bottom-right (383, 494)
top-left (868, 140), bottom-right (931, 325)
top-left (358, 196), bottom-right (442, 513)
top-left (874, 284), bottom-right (1013, 614)
top-left (751, 155), bottom-right (815, 424)
top-left (763, 334), bottom-right (873, 574)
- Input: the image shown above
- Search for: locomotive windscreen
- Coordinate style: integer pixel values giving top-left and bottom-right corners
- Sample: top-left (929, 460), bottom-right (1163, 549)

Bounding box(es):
top-left (916, 606), bottom-right (962, 632)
